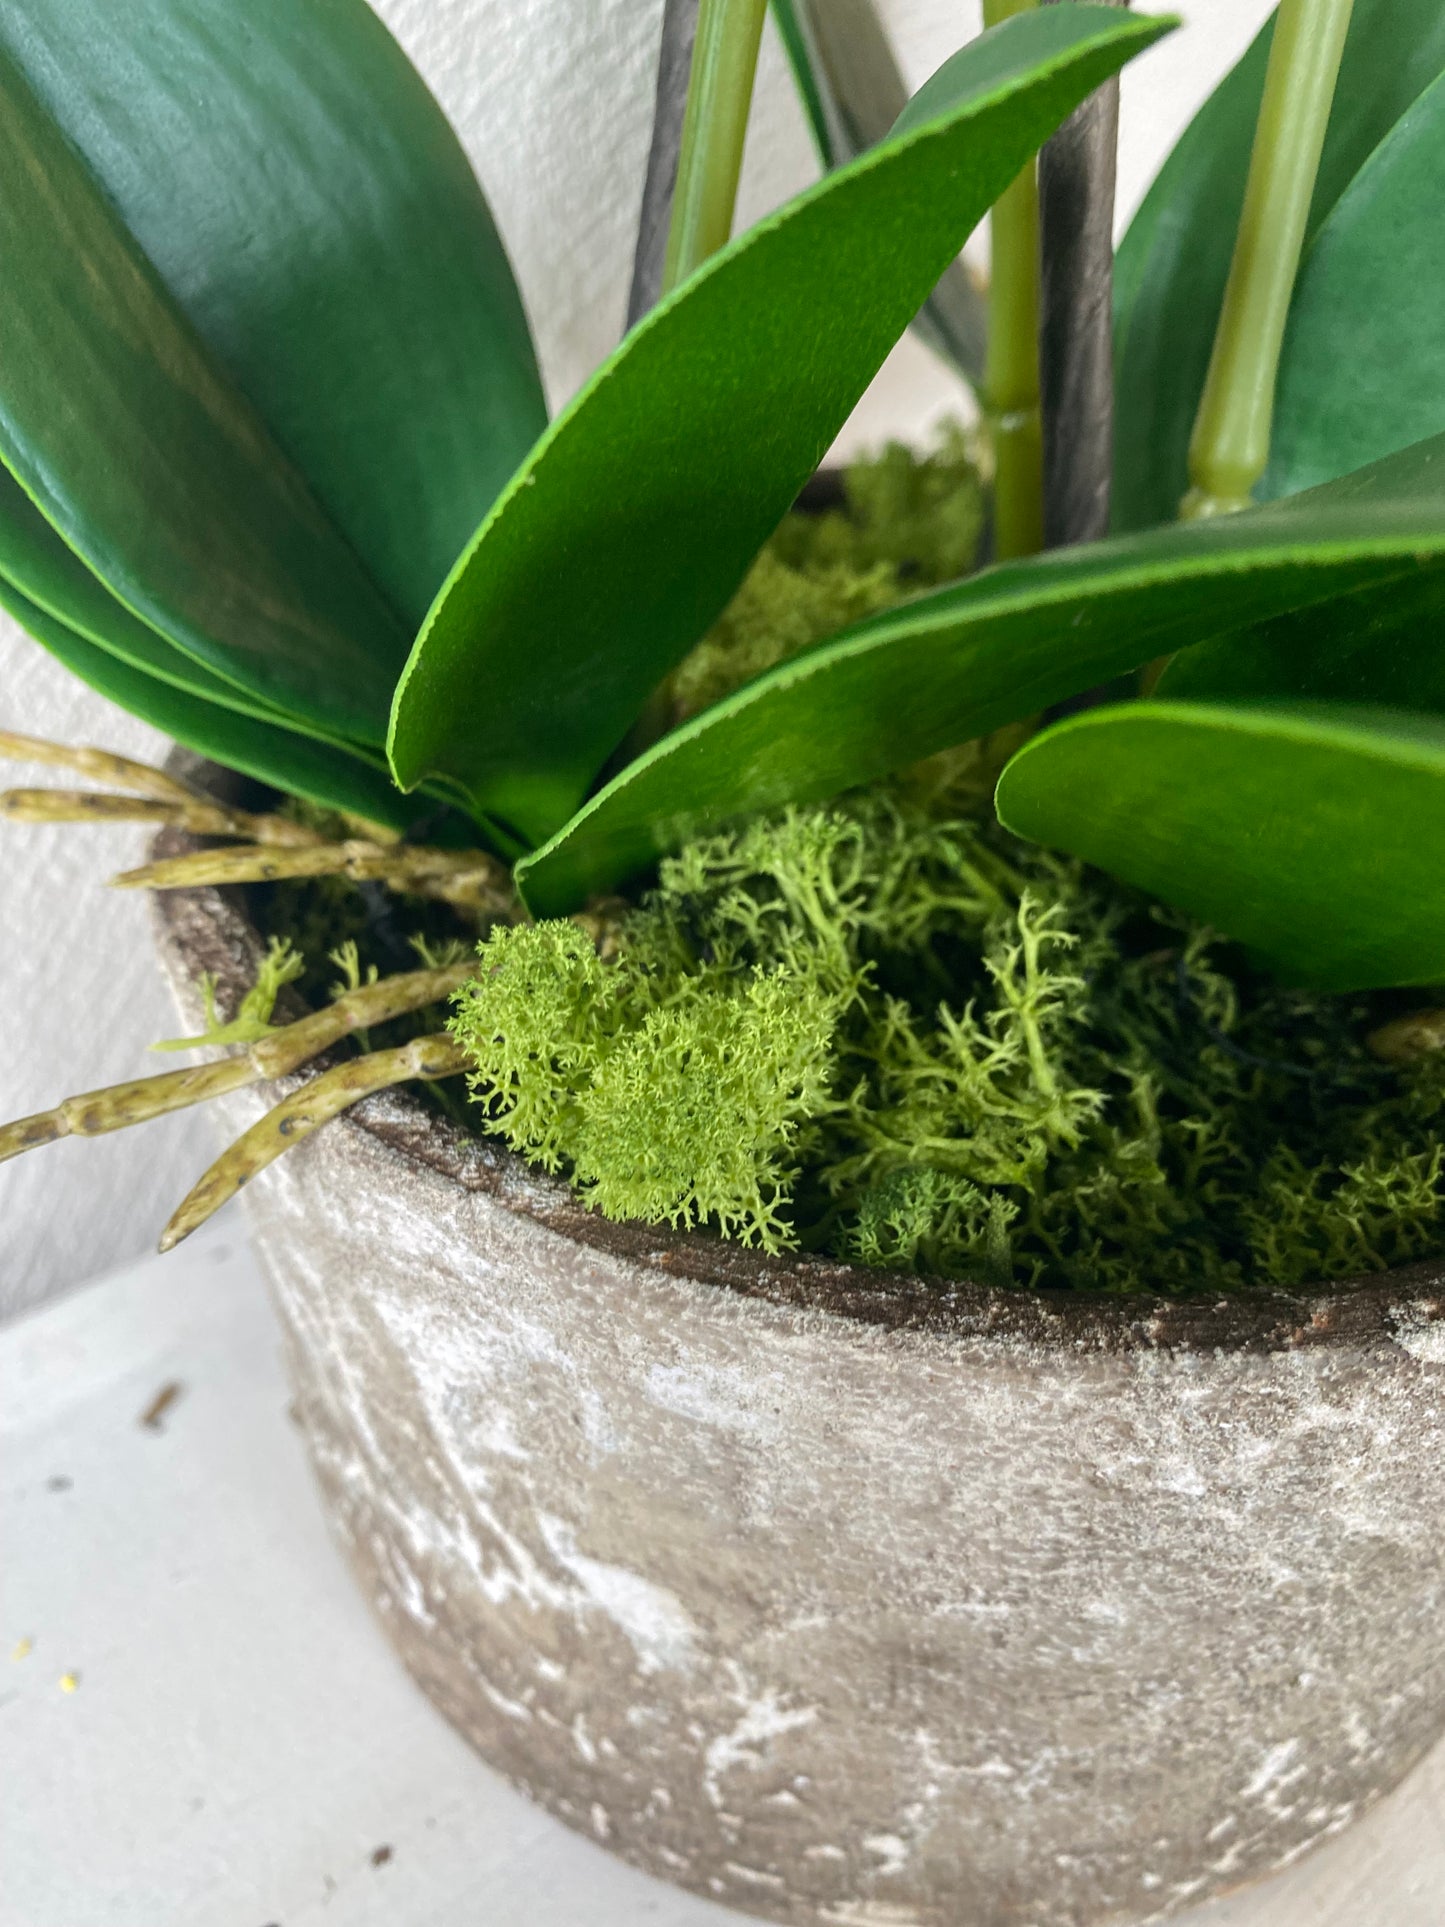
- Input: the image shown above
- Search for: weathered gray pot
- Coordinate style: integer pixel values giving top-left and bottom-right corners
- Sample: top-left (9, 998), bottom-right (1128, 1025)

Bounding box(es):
top-left (150, 849), bottom-right (1445, 1927)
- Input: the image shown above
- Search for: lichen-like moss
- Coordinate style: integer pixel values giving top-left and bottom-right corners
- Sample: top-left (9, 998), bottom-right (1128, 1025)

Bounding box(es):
top-left (661, 425), bottom-right (985, 725)
top-left (451, 791), bottom-right (1444, 1293)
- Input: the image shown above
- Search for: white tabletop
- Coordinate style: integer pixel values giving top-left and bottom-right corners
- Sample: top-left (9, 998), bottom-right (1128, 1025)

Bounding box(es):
top-left (4, 1230), bottom-right (1441, 1927)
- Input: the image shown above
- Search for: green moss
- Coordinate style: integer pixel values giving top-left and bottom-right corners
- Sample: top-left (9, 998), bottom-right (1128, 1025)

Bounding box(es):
top-left (662, 425), bottom-right (984, 725)
top-left (449, 793), bottom-right (1444, 1292)
top-left (253, 433), bottom-right (1442, 1294)
top-left (152, 935), bottom-right (304, 1052)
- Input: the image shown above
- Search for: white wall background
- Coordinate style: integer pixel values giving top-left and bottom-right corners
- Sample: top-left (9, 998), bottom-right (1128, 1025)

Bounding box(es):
top-left (0, 0), bottom-right (1274, 1316)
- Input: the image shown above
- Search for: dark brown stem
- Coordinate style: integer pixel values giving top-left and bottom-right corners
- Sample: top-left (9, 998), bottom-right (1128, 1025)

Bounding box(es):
top-left (1038, 0), bottom-right (1128, 549)
top-left (628, 0), bottom-right (703, 326)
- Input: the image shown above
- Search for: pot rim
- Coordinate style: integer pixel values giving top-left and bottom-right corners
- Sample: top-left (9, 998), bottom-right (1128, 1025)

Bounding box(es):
top-left (148, 794), bottom-right (1445, 1362)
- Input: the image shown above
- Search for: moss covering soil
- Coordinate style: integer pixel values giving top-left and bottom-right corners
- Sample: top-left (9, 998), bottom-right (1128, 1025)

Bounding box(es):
top-left (266, 434), bottom-right (1445, 1298)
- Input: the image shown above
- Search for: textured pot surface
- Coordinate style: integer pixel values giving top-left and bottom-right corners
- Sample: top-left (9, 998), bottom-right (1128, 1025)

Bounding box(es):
top-left (152, 864), bottom-right (1445, 1927)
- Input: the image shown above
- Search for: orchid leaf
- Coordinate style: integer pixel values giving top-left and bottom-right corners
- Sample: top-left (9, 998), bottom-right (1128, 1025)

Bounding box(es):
top-left (0, 467), bottom-right (330, 742)
top-left (515, 433), bottom-right (1445, 914)
top-left (1159, 564), bottom-right (1445, 718)
top-left (994, 701), bottom-right (1445, 991)
top-left (0, 0), bottom-right (545, 753)
top-left (1262, 70), bottom-right (1445, 499)
top-left (0, 579), bottom-right (417, 832)
top-left (771, 0), bottom-right (988, 382)
top-left (1113, 0), bottom-right (1445, 532)
top-left (389, 5), bottom-right (1172, 846)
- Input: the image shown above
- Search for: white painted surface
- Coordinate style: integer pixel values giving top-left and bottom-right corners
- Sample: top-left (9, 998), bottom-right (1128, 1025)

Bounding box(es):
top-left (0, 0), bottom-right (1274, 1310)
top-left (2, 1232), bottom-right (1441, 1926)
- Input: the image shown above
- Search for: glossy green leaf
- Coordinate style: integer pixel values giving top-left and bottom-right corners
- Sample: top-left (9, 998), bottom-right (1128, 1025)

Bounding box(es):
top-left (1113, 0), bottom-right (1445, 532)
top-left (771, 0), bottom-right (988, 382)
top-left (1263, 72), bottom-right (1445, 499)
top-left (390, 5), bottom-right (1172, 844)
top-left (994, 701), bottom-right (1445, 990)
top-left (2, 0), bottom-right (545, 634)
top-left (1159, 563), bottom-right (1445, 717)
top-left (0, 0), bottom-right (547, 753)
top-left (515, 433), bottom-right (1445, 914)
top-left (0, 577), bottom-right (417, 832)
top-left (0, 43), bottom-right (396, 743)
top-left (0, 466), bottom-right (324, 740)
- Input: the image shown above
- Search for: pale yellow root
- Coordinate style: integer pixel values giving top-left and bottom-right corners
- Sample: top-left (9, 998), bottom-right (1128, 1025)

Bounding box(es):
top-left (0, 962), bottom-right (475, 1166)
top-left (0, 787), bottom-right (323, 846)
top-left (159, 1032), bottom-right (469, 1250)
top-left (113, 840), bottom-right (517, 917)
top-left (0, 729), bottom-right (205, 805)
top-left (1368, 1008), bottom-right (1445, 1066)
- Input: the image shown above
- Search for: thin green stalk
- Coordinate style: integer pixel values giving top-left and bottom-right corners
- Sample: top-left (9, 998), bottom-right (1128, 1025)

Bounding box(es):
top-left (1183, 0), bottom-right (1355, 519)
top-left (661, 0), bottom-right (768, 296)
top-left (982, 0), bottom-right (1044, 560)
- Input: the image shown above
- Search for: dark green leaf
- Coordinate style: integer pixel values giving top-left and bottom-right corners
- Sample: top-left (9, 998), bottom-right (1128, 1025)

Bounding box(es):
top-left (1113, 0), bottom-right (1445, 532)
top-left (1, 0), bottom-right (545, 637)
top-left (1263, 71), bottom-right (1445, 499)
top-left (0, 0), bottom-right (548, 758)
top-left (0, 466), bottom-right (323, 738)
top-left (994, 700), bottom-right (1445, 991)
top-left (0, 577), bottom-right (417, 831)
top-left (0, 41), bottom-right (403, 743)
top-left (1160, 562), bottom-right (1445, 717)
top-left (515, 433), bottom-right (1445, 914)
top-left (389, 5), bottom-right (1172, 844)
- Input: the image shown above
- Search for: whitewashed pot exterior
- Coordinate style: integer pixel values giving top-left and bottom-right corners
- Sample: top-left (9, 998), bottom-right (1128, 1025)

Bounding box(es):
top-left (152, 867), bottom-right (1445, 1927)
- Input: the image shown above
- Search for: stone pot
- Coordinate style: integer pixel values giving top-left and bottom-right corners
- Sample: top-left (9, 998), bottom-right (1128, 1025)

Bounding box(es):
top-left (149, 810), bottom-right (1445, 1927)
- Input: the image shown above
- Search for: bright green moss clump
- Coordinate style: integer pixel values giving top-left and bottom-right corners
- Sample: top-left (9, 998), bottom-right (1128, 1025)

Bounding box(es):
top-left (451, 791), bottom-right (1444, 1294)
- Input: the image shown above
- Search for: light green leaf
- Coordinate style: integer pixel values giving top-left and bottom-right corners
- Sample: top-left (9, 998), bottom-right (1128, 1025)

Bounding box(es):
top-left (1113, 0), bottom-right (1445, 532)
top-left (994, 701), bottom-right (1445, 991)
top-left (516, 433), bottom-right (1445, 914)
top-left (771, 0), bottom-right (988, 381)
top-left (389, 5), bottom-right (1173, 845)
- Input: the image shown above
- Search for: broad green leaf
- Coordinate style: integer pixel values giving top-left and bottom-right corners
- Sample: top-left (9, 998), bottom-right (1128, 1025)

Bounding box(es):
top-left (1159, 563), bottom-right (1445, 717)
top-left (0, 467), bottom-right (332, 741)
top-left (515, 433), bottom-right (1445, 915)
top-left (0, 577), bottom-right (417, 832)
top-left (1, 0), bottom-right (545, 637)
top-left (1263, 71), bottom-right (1445, 499)
top-left (994, 701), bottom-right (1445, 991)
top-left (771, 0), bottom-right (988, 382)
top-left (389, 5), bottom-right (1172, 845)
top-left (1113, 0), bottom-right (1445, 533)
top-left (0, 41), bottom-right (405, 745)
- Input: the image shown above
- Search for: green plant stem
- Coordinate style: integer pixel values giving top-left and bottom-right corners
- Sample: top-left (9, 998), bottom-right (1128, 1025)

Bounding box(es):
top-left (661, 0), bottom-right (768, 296)
top-left (982, 0), bottom-right (1044, 560)
top-left (1183, 0), bottom-right (1355, 519)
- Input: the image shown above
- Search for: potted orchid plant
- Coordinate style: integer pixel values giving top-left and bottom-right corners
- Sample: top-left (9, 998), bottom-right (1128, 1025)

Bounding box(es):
top-left (2, 1), bottom-right (1443, 1922)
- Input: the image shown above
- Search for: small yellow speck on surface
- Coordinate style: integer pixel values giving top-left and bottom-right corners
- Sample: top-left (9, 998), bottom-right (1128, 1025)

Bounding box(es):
top-left (11, 1637), bottom-right (33, 1662)
top-left (58, 1671), bottom-right (79, 1693)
